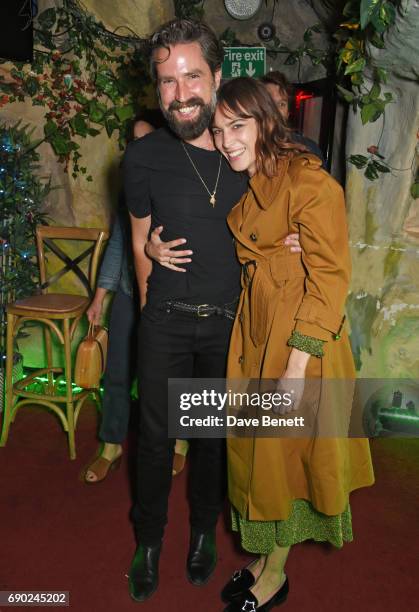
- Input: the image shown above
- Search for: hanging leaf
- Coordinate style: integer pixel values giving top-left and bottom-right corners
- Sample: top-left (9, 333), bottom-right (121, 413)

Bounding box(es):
top-left (360, 0), bottom-right (381, 30)
top-left (344, 57), bottom-right (366, 75)
top-left (351, 72), bottom-right (364, 86)
top-left (380, 1), bottom-right (396, 26)
top-left (95, 70), bottom-right (120, 104)
top-left (87, 128), bottom-right (101, 137)
top-left (361, 102), bottom-right (383, 124)
top-left (371, 10), bottom-right (386, 33)
top-left (349, 154), bottom-right (369, 168)
top-left (88, 100), bottom-right (107, 123)
top-left (369, 82), bottom-right (381, 99)
top-left (49, 134), bottom-right (73, 156)
top-left (115, 104), bottom-right (134, 122)
top-left (74, 92), bottom-right (88, 105)
top-left (372, 161), bottom-right (391, 173)
top-left (365, 162), bottom-right (380, 180)
top-left (410, 182), bottom-right (419, 199)
top-left (337, 85), bottom-right (356, 103)
top-left (104, 118), bottom-right (119, 138)
top-left (44, 120), bottom-right (58, 138)
top-left (70, 113), bottom-right (88, 137)
top-left (376, 67), bottom-right (388, 83)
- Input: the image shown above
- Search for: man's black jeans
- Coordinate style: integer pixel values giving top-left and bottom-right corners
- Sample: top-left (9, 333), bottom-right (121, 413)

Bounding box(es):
top-left (133, 303), bottom-right (234, 545)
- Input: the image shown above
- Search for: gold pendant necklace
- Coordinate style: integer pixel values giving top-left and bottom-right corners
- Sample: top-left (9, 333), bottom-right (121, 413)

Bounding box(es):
top-left (181, 142), bottom-right (222, 207)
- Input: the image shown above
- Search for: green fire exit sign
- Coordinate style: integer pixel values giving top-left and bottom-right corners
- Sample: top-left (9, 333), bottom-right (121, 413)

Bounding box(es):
top-left (222, 47), bottom-right (266, 79)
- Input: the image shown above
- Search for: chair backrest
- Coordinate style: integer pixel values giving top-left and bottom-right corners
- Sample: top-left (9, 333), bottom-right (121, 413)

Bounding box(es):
top-left (36, 226), bottom-right (108, 298)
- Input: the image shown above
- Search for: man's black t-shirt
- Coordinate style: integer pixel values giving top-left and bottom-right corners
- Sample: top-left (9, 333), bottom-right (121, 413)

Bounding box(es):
top-left (123, 127), bottom-right (248, 306)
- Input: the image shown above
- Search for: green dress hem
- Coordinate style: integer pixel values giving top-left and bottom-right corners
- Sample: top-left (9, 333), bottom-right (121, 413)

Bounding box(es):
top-left (231, 499), bottom-right (353, 554)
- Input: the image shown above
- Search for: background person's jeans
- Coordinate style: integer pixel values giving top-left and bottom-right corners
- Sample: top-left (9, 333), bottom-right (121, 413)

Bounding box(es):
top-left (132, 304), bottom-right (234, 545)
top-left (99, 289), bottom-right (137, 444)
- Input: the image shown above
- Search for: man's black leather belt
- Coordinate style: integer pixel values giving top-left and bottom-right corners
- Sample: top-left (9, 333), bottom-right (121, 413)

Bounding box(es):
top-left (164, 299), bottom-right (238, 320)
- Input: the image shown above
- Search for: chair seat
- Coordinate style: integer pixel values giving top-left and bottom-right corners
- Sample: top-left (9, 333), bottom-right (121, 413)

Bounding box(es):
top-left (8, 293), bottom-right (89, 316)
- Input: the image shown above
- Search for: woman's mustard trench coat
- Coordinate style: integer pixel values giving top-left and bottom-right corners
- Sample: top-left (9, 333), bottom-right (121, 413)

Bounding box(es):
top-left (226, 153), bottom-right (374, 521)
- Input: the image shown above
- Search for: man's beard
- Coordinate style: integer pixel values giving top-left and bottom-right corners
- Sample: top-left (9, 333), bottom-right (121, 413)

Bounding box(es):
top-left (160, 90), bottom-right (217, 141)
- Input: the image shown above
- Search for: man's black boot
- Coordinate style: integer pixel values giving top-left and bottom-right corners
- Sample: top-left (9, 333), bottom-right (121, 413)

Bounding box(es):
top-left (128, 541), bottom-right (162, 602)
top-left (186, 528), bottom-right (217, 586)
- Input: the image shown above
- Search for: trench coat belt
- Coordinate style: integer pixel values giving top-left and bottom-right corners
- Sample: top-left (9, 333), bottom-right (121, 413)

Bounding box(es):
top-left (241, 255), bottom-right (306, 347)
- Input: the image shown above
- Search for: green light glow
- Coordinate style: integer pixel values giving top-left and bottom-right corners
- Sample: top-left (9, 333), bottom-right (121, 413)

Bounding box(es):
top-left (378, 411), bottom-right (419, 422)
top-left (28, 374), bottom-right (104, 394)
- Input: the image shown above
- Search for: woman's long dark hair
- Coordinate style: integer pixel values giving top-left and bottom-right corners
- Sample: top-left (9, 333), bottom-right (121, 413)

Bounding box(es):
top-left (216, 77), bottom-right (307, 177)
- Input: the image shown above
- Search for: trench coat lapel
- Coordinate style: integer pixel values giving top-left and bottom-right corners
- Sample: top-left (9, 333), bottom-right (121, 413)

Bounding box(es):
top-left (227, 190), bottom-right (265, 258)
top-left (249, 158), bottom-right (290, 210)
top-left (228, 159), bottom-right (290, 257)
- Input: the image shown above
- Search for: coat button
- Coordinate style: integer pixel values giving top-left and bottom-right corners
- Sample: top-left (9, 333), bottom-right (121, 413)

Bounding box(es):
top-left (250, 232), bottom-right (257, 241)
top-left (238, 355), bottom-right (243, 363)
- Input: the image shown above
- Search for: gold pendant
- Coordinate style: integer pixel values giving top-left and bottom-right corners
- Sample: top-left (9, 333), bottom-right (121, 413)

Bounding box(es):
top-left (210, 194), bottom-right (216, 207)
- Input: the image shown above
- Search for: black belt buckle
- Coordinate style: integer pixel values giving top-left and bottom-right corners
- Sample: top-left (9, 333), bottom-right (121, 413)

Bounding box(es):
top-left (197, 304), bottom-right (211, 317)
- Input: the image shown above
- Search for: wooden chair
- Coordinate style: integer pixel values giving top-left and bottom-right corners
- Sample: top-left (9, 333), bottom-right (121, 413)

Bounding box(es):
top-left (0, 226), bottom-right (108, 459)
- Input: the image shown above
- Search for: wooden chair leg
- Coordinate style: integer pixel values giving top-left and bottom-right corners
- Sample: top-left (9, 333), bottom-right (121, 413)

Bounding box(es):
top-left (44, 324), bottom-right (54, 393)
top-left (63, 318), bottom-right (76, 459)
top-left (0, 313), bottom-right (16, 446)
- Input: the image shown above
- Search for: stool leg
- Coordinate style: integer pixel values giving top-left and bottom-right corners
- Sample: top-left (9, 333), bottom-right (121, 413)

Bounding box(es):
top-left (63, 318), bottom-right (75, 460)
top-left (44, 325), bottom-right (54, 394)
top-left (1, 313), bottom-right (16, 446)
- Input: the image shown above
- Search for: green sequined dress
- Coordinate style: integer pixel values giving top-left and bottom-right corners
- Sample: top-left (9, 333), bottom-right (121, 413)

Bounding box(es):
top-left (231, 500), bottom-right (353, 554)
top-left (231, 332), bottom-right (353, 554)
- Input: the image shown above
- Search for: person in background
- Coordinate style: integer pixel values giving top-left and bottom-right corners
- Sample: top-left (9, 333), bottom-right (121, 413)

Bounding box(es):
top-left (84, 120), bottom-right (153, 483)
top-left (85, 119), bottom-right (188, 482)
top-left (261, 70), bottom-right (326, 166)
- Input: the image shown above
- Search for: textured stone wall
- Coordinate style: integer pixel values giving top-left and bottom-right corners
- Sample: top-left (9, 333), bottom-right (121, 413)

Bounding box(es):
top-left (345, 0), bottom-right (419, 377)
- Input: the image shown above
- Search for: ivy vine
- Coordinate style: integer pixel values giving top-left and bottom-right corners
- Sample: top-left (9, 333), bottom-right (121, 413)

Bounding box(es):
top-left (0, 0), bottom-right (150, 179)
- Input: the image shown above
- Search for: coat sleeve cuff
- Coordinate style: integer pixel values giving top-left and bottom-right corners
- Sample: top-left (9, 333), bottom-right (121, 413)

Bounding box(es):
top-left (287, 330), bottom-right (325, 357)
top-left (97, 276), bottom-right (119, 292)
top-left (293, 320), bottom-right (331, 342)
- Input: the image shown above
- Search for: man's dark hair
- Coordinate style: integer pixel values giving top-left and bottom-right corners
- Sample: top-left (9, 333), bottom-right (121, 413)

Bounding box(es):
top-left (260, 71), bottom-right (293, 98)
top-left (148, 19), bottom-right (224, 80)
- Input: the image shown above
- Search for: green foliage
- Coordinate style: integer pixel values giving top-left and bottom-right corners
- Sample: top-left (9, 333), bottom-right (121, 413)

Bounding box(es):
top-left (336, 1), bottom-right (402, 181)
top-left (264, 24), bottom-right (330, 79)
top-left (0, 0), bottom-right (151, 179)
top-left (336, 1), bottom-right (398, 106)
top-left (0, 122), bottom-right (50, 355)
top-left (348, 146), bottom-right (391, 180)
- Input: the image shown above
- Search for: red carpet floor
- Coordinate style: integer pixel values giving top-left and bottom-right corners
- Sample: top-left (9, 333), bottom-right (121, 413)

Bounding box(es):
top-left (0, 403), bottom-right (418, 612)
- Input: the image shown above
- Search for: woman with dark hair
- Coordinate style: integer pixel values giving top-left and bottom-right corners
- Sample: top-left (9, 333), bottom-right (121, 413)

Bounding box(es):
top-left (211, 77), bottom-right (374, 611)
